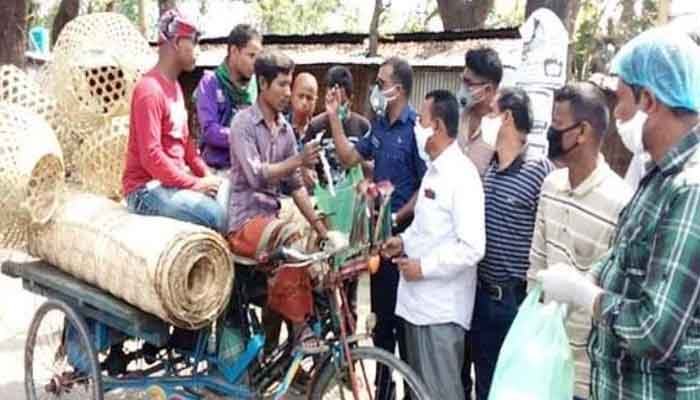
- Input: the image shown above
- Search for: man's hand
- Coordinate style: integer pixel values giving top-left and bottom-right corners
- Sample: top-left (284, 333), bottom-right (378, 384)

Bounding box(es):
top-left (323, 230), bottom-right (349, 252)
top-left (325, 86), bottom-right (340, 117)
top-left (537, 263), bottom-right (604, 316)
top-left (300, 140), bottom-right (322, 169)
top-left (301, 167), bottom-right (318, 188)
top-left (381, 236), bottom-right (403, 259)
top-left (193, 175), bottom-right (222, 197)
top-left (395, 257), bottom-right (423, 281)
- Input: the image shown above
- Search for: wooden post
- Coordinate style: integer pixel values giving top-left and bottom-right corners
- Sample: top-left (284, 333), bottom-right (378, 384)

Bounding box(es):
top-left (138, 0), bottom-right (147, 36)
top-left (657, 0), bottom-right (670, 25)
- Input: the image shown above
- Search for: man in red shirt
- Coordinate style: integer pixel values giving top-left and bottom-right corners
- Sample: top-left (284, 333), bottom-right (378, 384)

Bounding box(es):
top-left (122, 10), bottom-right (225, 232)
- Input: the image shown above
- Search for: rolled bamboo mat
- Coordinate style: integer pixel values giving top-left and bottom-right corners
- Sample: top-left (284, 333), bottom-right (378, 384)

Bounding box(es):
top-left (0, 104), bottom-right (65, 250)
top-left (28, 192), bottom-right (234, 330)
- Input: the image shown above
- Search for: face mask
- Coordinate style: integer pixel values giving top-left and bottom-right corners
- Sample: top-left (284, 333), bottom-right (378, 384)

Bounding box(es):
top-left (480, 114), bottom-right (503, 148)
top-left (414, 122), bottom-right (433, 161)
top-left (338, 103), bottom-right (349, 122)
top-left (616, 111), bottom-right (647, 155)
top-left (457, 84), bottom-right (485, 113)
top-left (547, 122), bottom-right (582, 160)
top-left (369, 84), bottom-right (398, 116)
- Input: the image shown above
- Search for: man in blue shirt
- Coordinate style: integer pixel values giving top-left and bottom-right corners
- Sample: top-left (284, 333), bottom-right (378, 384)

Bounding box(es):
top-left (329, 56), bottom-right (426, 399)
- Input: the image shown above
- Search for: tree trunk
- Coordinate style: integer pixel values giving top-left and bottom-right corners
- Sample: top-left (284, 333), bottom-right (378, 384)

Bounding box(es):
top-left (51, 0), bottom-right (80, 46)
top-left (620, 0), bottom-right (635, 25)
top-left (0, 0), bottom-right (27, 67)
top-left (525, 0), bottom-right (580, 34)
top-left (159, 0), bottom-right (176, 16)
top-left (436, 0), bottom-right (494, 31)
top-left (368, 0), bottom-right (384, 57)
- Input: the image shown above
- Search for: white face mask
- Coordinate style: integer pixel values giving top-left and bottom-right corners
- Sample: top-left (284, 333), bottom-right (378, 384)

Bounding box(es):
top-left (414, 122), bottom-right (433, 161)
top-left (616, 111), bottom-right (647, 155)
top-left (480, 114), bottom-right (503, 148)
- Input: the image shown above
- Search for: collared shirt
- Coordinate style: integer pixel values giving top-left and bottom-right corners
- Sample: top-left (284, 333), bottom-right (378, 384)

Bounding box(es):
top-left (478, 146), bottom-right (554, 284)
top-left (397, 143), bottom-right (486, 329)
top-left (457, 112), bottom-right (495, 177)
top-left (356, 106), bottom-right (426, 212)
top-left (624, 151), bottom-right (651, 190)
top-left (527, 156), bottom-right (633, 398)
top-left (588, 127), bottom-right (700, 400)
top-left (227, 100), bottom-right (303, 233)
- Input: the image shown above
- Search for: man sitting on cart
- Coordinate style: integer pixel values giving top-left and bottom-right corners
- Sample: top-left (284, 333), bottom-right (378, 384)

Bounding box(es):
top-left (226, 50), bottom-right (344, 347)
top-left (121, 10), bottom-right (226, 233)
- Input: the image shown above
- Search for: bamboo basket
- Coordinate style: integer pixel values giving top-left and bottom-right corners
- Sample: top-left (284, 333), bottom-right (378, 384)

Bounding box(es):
top-left (0, 65), bottom-right (72, 177)
top-left (28, 192), bottom-right (234, 329)
top-left (0, 104), bottom-right (64, 249)
top-left (41, 12), bottom-right (154, 127)
top-left (74, 116), bottom-right (128, 200)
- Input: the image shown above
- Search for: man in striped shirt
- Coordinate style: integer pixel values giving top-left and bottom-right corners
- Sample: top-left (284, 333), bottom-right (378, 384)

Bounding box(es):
top-left (538, 28), bottom-right (700, 399)
top-left (527, 82), bottom-right (633, 400)
top-left (469, 86), bottom-right (554, 400)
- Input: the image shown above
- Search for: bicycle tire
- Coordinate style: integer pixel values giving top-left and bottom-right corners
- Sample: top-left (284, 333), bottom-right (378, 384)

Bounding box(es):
top-left (309, 346), bottom-right (431, 400)
top-left (25, 299), bottom-right (103, 400)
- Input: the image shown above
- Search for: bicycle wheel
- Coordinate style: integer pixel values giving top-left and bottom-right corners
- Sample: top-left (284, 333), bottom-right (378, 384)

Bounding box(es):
top-left (25, 299), bottom-right (103, 400)
top-left (310, 346), bottom-right (430, 400)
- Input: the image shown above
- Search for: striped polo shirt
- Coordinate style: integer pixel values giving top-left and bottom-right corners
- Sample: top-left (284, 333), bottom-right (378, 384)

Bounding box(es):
top-left (526, 156), bottom-right (633, 398)
top-left (478, 146), bottom-right (554, 284)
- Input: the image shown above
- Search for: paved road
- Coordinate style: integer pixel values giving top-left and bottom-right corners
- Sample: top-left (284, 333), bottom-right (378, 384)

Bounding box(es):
top-left (0, 250), bottom-right (376, 399)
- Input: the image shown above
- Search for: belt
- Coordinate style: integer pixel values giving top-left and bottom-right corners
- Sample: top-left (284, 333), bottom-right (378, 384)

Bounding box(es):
top-left (478, 278), bottom-right (526, 302)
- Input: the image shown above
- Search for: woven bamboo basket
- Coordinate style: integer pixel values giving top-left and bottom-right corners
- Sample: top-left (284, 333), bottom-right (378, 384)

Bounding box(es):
top-left (40, 12), bottom-right (154, 144)
top-left (74, 116), bottom-right (128, 200)
top-left (28, 192), bottom-right (234, 329)
top-left (0, 65), bottom-right (73, 176)
top-left (0, 104), bottom-right (64, 249)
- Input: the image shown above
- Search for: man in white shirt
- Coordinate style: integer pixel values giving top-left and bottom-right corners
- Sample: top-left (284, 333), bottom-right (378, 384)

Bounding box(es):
top-left (382, 90), bottom-right (486, 400)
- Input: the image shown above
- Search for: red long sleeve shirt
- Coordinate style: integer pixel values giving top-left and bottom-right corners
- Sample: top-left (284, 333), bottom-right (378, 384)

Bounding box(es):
top-left (122, 68), bottom-right (208, 196)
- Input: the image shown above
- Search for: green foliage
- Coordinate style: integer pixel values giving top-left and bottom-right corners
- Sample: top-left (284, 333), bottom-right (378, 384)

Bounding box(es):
top-left (486, 0), bottom-right (525, 29)
top-left (255, 0), bottom-right (342, 34)
top-left (572, 0), bottom-right (659, 80)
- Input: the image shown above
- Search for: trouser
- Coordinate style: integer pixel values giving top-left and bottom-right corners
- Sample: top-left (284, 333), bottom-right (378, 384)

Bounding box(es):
top-left (469, 278), bottom-right (527, 400)
top-left (462, 332), bottom-right (474, 400)
top-left (212, 168), bottom-right (231, 225)
top-left (126, 180), bottom-right (226, 233)
top-left (404, 320), bottom-right (466, 400)
top-left (371, 256), bottom-right (408, 400)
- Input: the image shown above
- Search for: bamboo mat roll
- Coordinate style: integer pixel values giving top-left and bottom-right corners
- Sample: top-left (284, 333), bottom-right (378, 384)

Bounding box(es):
top-left (28, 192), bottom-right (234, 329)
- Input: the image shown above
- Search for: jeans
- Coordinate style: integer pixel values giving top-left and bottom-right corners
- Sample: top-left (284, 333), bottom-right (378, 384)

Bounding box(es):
top-left (126, 181), bottom-right (226, 233)
top-left (469, 278), bottom-right (527, 400)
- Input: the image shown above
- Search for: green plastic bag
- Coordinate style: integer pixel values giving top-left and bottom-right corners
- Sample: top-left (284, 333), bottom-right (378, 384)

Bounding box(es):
top-left (488, 285), bottom-right (575, 400)
top-left (314, 166), bottom-right (364, 235)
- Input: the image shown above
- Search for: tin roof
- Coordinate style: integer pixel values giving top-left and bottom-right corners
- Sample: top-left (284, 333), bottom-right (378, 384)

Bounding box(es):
top-left (159, 27), bottom-right (523, 69)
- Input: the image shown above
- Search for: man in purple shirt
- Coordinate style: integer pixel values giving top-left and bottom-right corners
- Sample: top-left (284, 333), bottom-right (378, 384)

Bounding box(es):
top-left (195, 24), bottom-right (262, 170)
top-left (226, 51), bottom-right (333, 346)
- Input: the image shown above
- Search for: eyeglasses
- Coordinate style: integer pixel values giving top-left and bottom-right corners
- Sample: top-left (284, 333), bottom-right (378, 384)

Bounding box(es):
top-left (462, 77), bottom-right (489, 88)
top-left (375, 78), bottom-right (401, 90)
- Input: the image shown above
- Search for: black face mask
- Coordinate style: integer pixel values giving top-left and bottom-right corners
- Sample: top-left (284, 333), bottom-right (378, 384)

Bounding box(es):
top-left (547, 122), bottom-right (582, 160)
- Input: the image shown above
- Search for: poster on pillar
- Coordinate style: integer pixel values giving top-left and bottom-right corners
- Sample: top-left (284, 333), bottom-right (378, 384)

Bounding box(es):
top-left (515, 8), bottom-right (568, 154)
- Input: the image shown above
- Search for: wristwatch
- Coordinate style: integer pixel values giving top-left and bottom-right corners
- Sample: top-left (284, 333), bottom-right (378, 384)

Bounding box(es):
top-left (391, 213), bottom-right (398, 228)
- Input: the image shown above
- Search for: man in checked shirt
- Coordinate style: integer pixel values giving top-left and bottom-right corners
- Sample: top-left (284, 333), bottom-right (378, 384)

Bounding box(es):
top-left (538, 28), bottom-right (700, 399)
